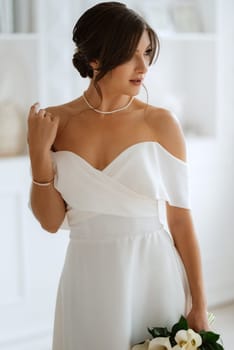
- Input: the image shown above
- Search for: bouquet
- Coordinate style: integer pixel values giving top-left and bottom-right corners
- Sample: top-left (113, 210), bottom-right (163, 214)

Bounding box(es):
top-left (131, 313), bottom-right (224, 350)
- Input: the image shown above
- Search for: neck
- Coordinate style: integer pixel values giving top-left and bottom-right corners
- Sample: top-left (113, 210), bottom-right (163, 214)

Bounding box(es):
top-left (84, 86), bottom-right (134, 113)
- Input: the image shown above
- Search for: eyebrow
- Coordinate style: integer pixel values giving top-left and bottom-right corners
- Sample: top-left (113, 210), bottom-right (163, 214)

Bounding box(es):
top-left (135, 44), bottom-right (152, 52)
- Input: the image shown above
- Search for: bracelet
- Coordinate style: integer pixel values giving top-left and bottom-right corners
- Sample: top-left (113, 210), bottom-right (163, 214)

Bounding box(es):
top-left (32, 178), bottom-right (54, 186)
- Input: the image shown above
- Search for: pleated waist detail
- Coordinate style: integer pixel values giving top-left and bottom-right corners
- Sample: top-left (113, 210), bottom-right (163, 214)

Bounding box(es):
top-left (69, 214), bottom-right (163, 241)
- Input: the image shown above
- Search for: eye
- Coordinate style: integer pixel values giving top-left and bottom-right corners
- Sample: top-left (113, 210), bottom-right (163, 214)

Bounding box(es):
top-left (144, 48), bottom-right (153, 57)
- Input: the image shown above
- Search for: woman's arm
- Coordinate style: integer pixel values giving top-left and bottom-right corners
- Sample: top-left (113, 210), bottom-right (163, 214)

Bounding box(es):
top-left (147, 108), bottom-right (209, 330)
top-left (30, 151), bottom-right (66, 233)
top-left (166, 205), bottom-right (209, 331)
top-left (28, 103), bottom-right (66, 233)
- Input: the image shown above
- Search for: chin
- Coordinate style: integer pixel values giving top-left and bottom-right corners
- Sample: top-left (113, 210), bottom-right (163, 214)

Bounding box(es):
top-left (125, 88), bottom-right (141, 97)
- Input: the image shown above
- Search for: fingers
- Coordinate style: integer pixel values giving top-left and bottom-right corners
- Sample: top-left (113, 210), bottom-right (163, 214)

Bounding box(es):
top-left (41, 111), bottom-right (57, 123)
top-left (29, 102), bottom-right (48, 117)
top-left (29, 103), bottom-right (51, 120)
top-left (31, 102), bottom-right (39, 112)
top-left (31, 102), bottom-right (39, 109)
top-left (38, 109), bottom-right (49, 118)
top-left (28, 103), bottom-right (59, 127)
top-left (28, 102), bottom-right (39, 119)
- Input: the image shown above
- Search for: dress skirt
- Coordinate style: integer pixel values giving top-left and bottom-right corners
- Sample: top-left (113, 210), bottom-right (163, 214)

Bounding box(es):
top-left (52, 214), bottom-right (191, 350)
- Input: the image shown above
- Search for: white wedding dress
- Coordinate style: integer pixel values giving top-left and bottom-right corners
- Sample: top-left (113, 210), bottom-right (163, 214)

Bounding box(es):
top-left (50, 141), bottom-right (192, 350)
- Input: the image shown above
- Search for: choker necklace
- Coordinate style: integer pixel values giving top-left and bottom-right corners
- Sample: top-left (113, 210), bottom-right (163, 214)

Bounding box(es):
top-left (82, 92), bottom-right (134, 115)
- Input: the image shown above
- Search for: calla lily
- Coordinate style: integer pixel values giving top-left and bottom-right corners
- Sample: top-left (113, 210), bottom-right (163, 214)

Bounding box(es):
top-left (148, 337), bottom-right (173, 350)
top-left (132, 339), bottom-right (151, 350)
top-left (173, 329), bottom-right (202, 349)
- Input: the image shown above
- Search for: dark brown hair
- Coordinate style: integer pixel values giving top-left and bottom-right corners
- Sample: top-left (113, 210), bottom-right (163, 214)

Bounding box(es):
top-left (72, 1), bottom-right (160, 84)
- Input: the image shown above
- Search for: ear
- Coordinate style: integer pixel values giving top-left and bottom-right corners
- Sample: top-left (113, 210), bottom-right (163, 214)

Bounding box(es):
top-left (89, 59), bottom-right (100, 71)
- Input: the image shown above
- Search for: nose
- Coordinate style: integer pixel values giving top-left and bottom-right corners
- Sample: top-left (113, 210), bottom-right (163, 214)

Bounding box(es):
top-left (135, 56), bottom-right (148, 74)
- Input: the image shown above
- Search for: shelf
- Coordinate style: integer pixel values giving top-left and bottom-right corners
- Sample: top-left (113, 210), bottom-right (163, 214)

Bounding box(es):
top-left (0, 33), bottom-right (39, 40)
top-left (158, 32), bottom-right (217, 42)
top-left (133, 0), bottom-right (217, 42)
top-left (0, 155), bottom-right (28, 166)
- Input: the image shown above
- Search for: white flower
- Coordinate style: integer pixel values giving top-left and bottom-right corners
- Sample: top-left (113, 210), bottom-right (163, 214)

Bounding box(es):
top-left (148, 337), bottom-right (173, 350)
top-left (132, 339), bottom-right (151, 350)
top-left (173, 329), bottom-right (202, 349)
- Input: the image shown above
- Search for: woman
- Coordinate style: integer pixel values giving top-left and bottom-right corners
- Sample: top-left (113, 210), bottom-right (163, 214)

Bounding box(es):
top-left (28, 2), bottom-right (209, 349)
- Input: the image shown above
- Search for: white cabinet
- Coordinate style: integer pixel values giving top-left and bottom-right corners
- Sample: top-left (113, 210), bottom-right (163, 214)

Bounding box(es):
top-left (0, 4), bottom-right (68, 348)
top-left (0, 157), bottom-right (68, 350)
top-left (133, 0), bottom-right (218, 137)
top-left (0, 0), bottom-right (43, 157)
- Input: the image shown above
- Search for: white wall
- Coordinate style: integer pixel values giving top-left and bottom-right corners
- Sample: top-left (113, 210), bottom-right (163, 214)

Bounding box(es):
top-left (187, 0), bottom-right (234, 306)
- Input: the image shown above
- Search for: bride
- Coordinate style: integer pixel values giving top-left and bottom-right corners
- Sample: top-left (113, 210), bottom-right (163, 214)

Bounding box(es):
top-left (27, 2), bottom-right (209, 349)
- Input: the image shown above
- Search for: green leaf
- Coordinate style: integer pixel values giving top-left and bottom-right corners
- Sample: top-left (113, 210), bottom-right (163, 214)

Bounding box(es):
top-left (171, 315), bottom-right (188, 336)
top-left (198, 331), bottom-right (224, 350)
top-left (204, 344), bottom-right (214, 350)
top-left (206, 343), bottom-right (221, 350)
top-left (198, 345), bottom-right (206, 350)
top-left (147, 326), bottom-right (171, 338)
top-left (212, 342), bottom-right (225, 350)
top-left (199, 345), bottom-right (209, 350)
top-left (200, 330), bottom-right (220, 343)
top-left (169, 335), bottom-right (177, 347)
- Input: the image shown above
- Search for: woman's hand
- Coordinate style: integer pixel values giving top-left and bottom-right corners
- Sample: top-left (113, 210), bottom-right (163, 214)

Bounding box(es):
top-left (27, 102), bottom-right (59, 156)
top-left (186, 307), bottom-right (210, 332)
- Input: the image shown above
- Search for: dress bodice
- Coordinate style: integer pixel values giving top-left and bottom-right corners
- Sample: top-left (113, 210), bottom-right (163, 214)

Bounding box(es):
top-left (51, 141), bottom-right (191, 229)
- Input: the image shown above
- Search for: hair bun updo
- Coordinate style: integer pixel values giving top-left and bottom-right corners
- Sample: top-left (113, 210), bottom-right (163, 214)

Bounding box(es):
top-left (72, 48), bottom-right (93, 78)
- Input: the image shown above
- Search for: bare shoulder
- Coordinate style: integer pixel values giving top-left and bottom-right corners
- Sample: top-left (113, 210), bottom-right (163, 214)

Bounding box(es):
top-left (45, 97), bottom-right (83, 134)
top-left (145, 105), bottom-right (187, 162)
top-left (45, 98), bottom-right (80, 122)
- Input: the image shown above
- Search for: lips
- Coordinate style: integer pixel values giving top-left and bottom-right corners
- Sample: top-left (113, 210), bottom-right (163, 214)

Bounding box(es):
top-left (129, 78), bottom-right (143, 85)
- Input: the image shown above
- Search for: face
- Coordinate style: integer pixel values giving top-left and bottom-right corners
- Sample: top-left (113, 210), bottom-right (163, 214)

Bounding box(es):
top-left (96, 30), bottom-right (152, 96)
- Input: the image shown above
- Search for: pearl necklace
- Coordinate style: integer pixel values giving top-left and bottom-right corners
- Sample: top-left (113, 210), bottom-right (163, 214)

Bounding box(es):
top-left (82, 92), bottom-right (134, 115)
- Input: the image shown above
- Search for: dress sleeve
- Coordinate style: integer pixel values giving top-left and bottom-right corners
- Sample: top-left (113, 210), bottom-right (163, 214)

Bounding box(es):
top-left (155, 143), bottom-right (191, 209)
top-left (28, 154), bottom-right (70, 231)
top-left (51, 154), bottom-right (70, 230)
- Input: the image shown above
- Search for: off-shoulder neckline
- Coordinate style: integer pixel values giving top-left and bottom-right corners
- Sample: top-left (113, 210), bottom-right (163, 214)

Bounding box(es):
top-left (51, 141), bottom-right (187, 172)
